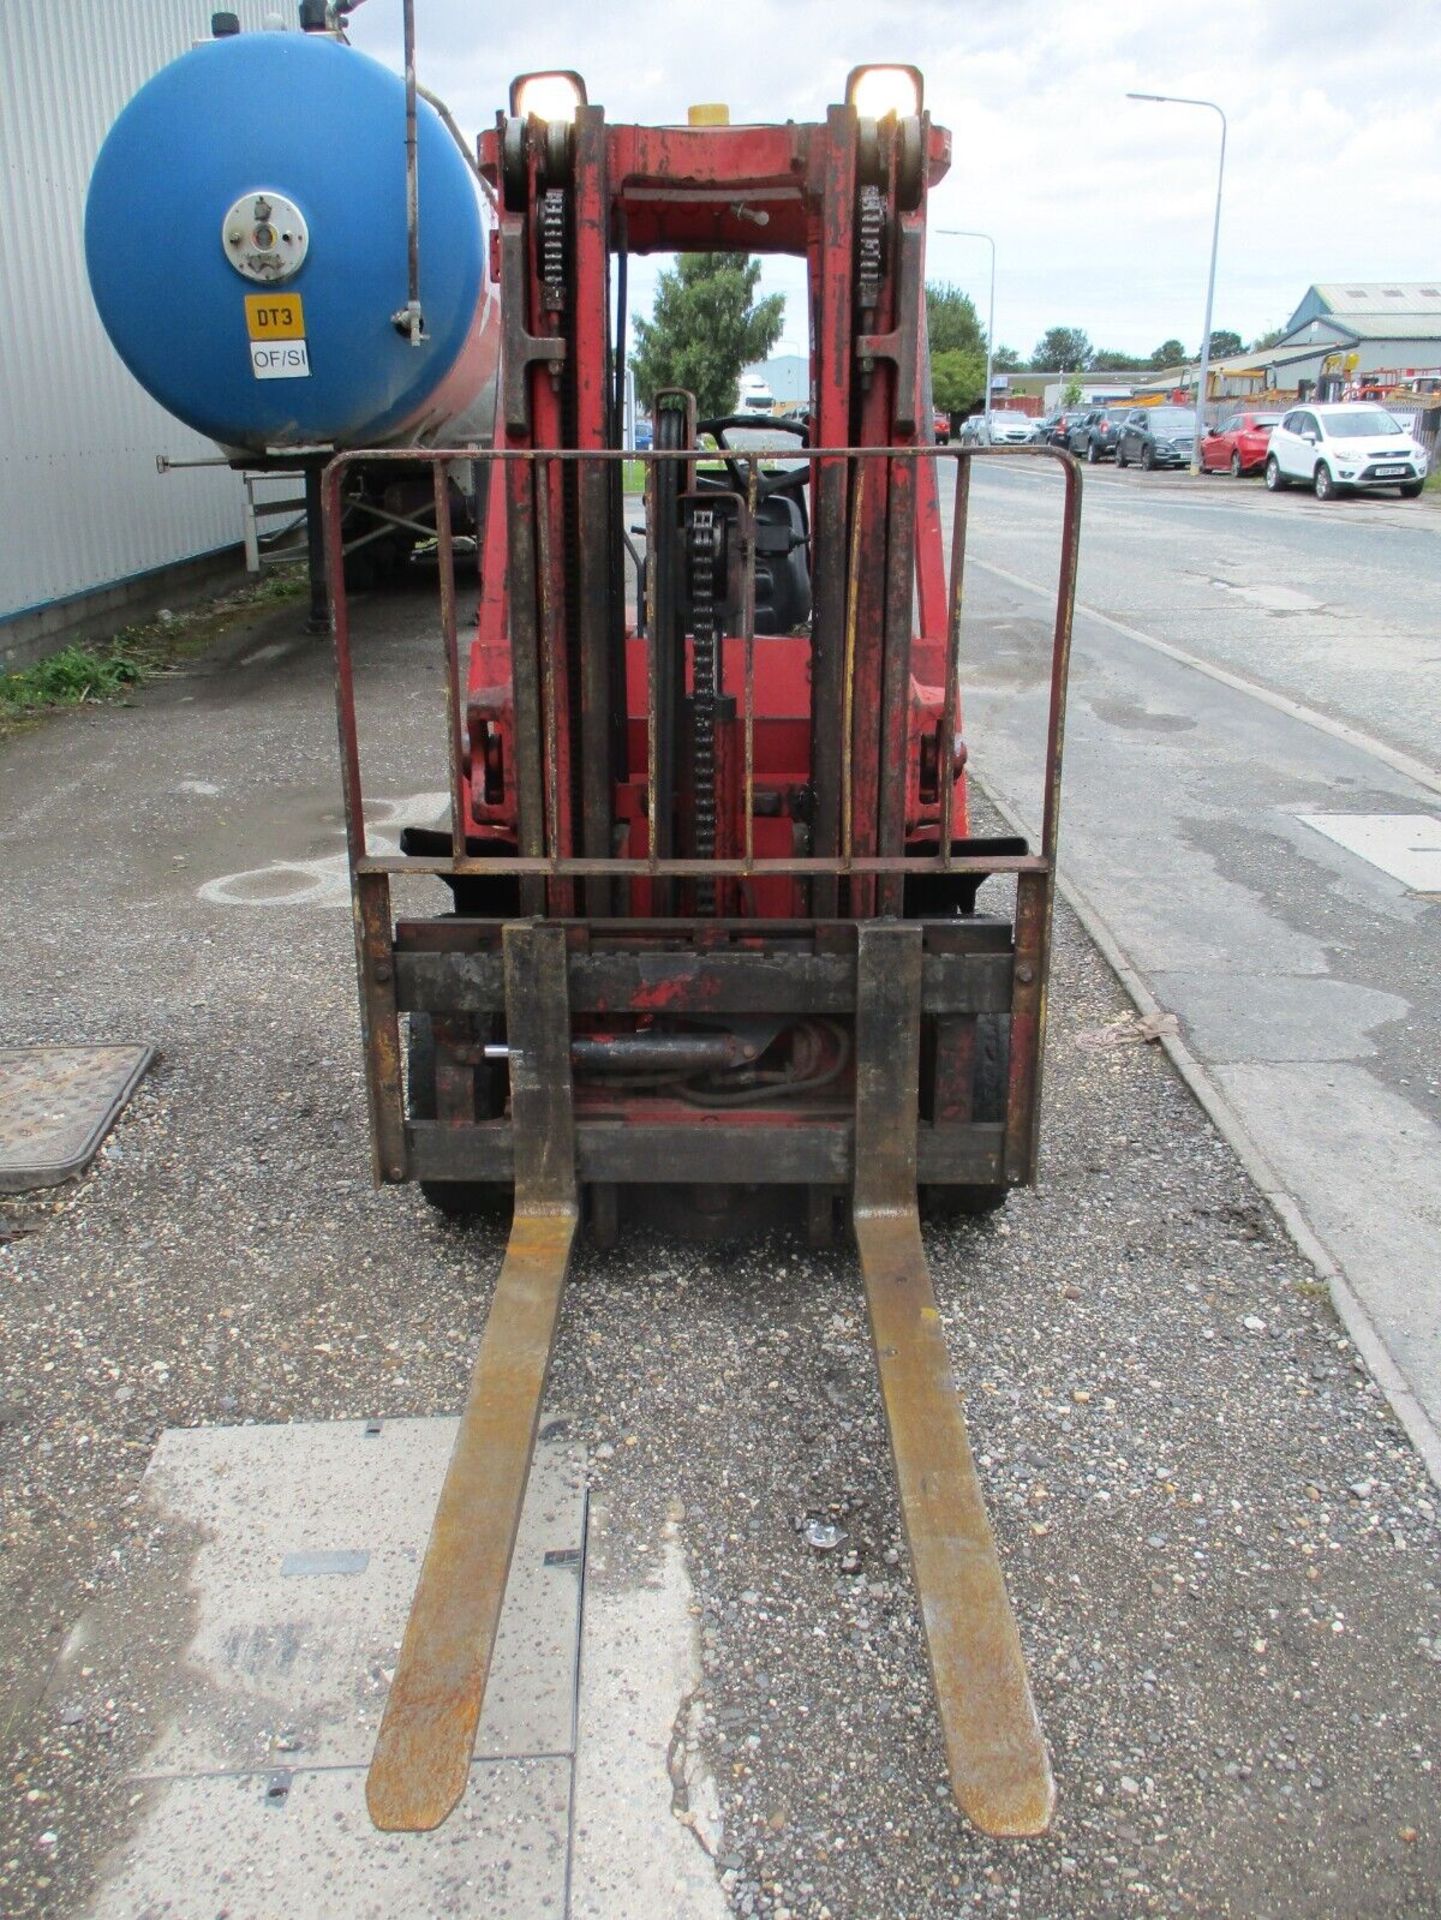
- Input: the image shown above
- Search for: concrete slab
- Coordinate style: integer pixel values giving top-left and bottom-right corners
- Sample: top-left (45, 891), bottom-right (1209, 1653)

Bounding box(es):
top-left (126, 1416), bottom-right (586, 1776)
top-left (73, 1416), bottom-right (586, 1919)
top-left (1298, 812), bottom-right (1441, 894)
top-left (88, 1758), bottom-right (571, 1920)
top-left (571, 1518), bottom-right (727, 1920)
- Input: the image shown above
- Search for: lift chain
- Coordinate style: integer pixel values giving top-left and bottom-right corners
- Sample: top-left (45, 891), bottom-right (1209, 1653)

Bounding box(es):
top-left (856, 183), bottom-right (885, 314)
top-left (687, 504), bottom-right (725, 910)
top-left (538, 188), bottom-right (567, 312)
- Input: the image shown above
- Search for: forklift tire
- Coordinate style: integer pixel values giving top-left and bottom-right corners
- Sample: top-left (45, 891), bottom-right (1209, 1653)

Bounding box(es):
top-left (921, 1015), bottom-right (1010, 1219)
top-left (408, 1013), bottom-right (510, 1220)
top-left (922, 1183), bottom-right (1009, 1218)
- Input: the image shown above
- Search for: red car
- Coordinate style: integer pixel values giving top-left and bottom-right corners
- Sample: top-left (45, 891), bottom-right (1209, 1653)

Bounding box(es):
top-left (1200, 410), bottom-right (1283, 476)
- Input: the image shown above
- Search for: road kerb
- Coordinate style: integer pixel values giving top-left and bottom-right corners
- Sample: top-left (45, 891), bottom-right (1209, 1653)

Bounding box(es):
top-left (980, 778), bottom-right (1441, 1493)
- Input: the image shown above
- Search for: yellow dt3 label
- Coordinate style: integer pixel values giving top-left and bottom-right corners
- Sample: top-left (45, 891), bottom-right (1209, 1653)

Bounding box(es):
top-left (244, 293), bottom-right (306, 340)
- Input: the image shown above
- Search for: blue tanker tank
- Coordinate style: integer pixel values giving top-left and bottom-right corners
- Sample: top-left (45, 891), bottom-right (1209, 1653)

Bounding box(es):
top-left (86, 28), bottom-right (498, 457)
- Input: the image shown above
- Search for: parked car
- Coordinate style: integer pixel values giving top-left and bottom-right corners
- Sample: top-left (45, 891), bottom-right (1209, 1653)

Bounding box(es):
top-left (979, 408), bottom-right (1040, 446)
top-left (1036, 408), bottom-right (1087, 449)
top-left (1115, 406), bottom-right (1197, 470)
top-left (933, 407), bottom-right (951, 443)
top-left (1069, 407), bottom-right (1126, 463)
top-left (1264, 403), bottom-right (1429, 499)
top-left (633, 417), bottom-right (653, 450)
top-left (1199, 411), bottom-right (1281, 476)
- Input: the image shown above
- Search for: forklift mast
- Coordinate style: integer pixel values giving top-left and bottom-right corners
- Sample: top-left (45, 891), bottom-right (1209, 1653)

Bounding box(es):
top-left (463, 75), bottom-right (962, 924)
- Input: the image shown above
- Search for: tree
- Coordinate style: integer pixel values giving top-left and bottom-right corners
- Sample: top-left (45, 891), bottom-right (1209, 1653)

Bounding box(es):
top-left (1031, 327), bottom-right (1093, 371)
top-left (925, 281), bottom-right (986, 358)
top-left (1149, 338), bottom-right (1187, 369)
top-left (630, 254), bottom-right (785, 418)
top-left (1061, 376), bottom-right (1085, 407)
top-left (992, 343), bottom-right (1023, 372)
top-left (1091, 348), bottom-right (1146, 371)
top-left (930, 346), bottom-right (987, 417)
top-left (1250, 325), bottom-right (1286, 351)
top-left (1207, 329), bottom-right (1243, 359)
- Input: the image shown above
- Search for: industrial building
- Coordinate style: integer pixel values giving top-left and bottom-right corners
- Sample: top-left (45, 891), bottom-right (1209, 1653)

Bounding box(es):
top-left (1207, 283), bottom-right (1441, 405)
top-left (0, 2), bottom-right (280, 671)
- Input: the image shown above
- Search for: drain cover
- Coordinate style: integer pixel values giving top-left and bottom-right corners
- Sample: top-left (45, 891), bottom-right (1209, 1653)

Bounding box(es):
top-left (0, 1045), bottom-right (155, 1192)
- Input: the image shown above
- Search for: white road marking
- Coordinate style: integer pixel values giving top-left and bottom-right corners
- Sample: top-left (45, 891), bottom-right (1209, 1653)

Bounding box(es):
top-left (1298, 813), bottom-right (1441, 893)
top-left (197, 791), bottom-right (449, 908)
top-left (197, 856), bottom-right (351, 908)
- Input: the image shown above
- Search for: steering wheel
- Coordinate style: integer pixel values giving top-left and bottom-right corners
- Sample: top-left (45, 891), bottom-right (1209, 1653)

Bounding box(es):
top-left (695, 413), bottom-right (810, 499)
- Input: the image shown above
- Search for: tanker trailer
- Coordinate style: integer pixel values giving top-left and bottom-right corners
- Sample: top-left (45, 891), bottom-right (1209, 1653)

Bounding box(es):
top-left (84, 5), bottom-right (500, 624)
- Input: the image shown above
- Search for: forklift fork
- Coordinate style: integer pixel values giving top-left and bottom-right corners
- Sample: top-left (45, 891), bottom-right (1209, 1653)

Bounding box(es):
top-left (367, 923), bottom-right (577, 1832)
top-left (368, 918), bottom-right (1053, 1837)
top-left (853, 924), bottom-right (1053, 1835)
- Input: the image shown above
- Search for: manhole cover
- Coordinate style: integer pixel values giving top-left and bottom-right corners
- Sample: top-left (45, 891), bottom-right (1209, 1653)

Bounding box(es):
top-left (0, 1045), bottom-right (155, 1192)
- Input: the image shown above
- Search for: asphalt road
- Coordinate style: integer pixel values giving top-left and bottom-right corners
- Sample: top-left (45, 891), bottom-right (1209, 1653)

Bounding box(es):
top-left (950, 458), bottom-right (1441, 1468)
top-left (1, 548), bottom-right (1439, 1919)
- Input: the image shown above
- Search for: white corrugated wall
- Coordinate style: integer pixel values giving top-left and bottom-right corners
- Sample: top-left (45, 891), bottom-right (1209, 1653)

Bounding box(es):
top-left (0, 1), bottom-right (285, 630)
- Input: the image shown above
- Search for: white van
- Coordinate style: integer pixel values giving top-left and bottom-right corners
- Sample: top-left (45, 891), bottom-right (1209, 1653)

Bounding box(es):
top-left (738, 375), bottom-right (776, 414)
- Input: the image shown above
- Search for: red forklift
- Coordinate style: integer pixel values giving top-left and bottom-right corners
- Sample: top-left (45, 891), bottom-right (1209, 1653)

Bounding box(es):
top-left (325, 62), bottom-right (1080, 1841)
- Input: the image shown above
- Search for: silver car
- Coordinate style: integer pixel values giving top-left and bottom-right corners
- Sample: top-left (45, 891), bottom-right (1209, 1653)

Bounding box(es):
top-left (977, 409), bottom-right (1037, 447)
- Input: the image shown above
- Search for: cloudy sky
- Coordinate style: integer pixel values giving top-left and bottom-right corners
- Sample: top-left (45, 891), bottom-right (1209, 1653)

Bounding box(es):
top-left (347, 0), bottom-right (1440, 363)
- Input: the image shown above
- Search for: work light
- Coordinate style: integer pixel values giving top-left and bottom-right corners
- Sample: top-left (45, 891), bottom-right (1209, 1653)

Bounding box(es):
top-left (510, 71), bottom-right (587, 123)
top-left (846, 65), bottom-right (923, 120)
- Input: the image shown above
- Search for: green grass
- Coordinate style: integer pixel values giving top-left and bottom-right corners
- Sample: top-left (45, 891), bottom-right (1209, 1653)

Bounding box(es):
top-left (0, 566), bottom-right (305, 738)
top-left (1, 643), bottom-right (148, 715)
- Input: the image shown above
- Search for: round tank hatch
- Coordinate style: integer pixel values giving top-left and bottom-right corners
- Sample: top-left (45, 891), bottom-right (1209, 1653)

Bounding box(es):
top-left (222, 189), bottom-right (308, 282)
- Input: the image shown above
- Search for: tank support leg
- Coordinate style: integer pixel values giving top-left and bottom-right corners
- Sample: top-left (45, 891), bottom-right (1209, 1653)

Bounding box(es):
top-left (367, 922), bottom-right (578, 1831)
top-left (305, 464), bottom-right (329, 634)
top-left (852, 924), bottom-right (1054, 1837)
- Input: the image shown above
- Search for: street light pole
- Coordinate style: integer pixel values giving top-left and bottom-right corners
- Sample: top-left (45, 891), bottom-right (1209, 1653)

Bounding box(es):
top-left (936, 228), bottom-right (995, 434)
top-left (1126, 92), bottom-right (1227, 475)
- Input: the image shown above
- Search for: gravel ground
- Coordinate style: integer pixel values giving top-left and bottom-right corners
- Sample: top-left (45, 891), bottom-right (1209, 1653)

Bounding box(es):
top-left (2, 588), bottom-right (1438, 1919)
